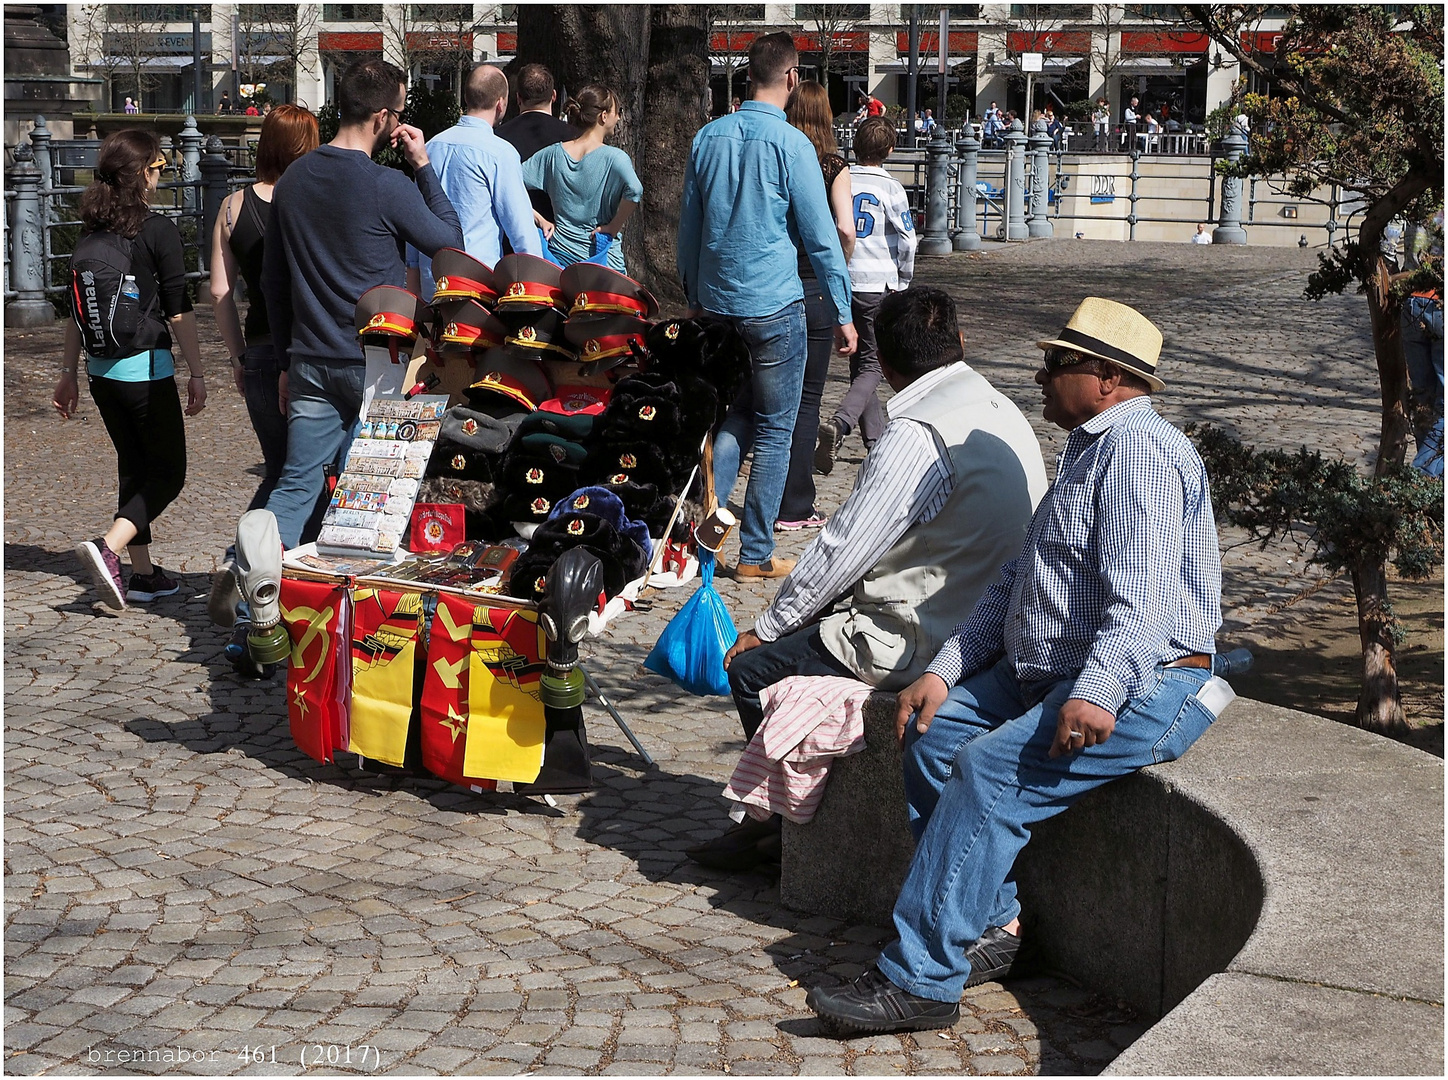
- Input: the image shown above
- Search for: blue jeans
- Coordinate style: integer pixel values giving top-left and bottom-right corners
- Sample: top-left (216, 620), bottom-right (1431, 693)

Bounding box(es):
top-left (726, 623), bottom-right (855, 740)
top-left (877, 657), bottom-right (1216, 1003)
top-left (1402, 296), bottom-right (1444, 477)
top-left (711, 302), bottom-right (808, 565)
top-left (265, 358), bottom-right (364, 549)
top-left (241, 344), bottom-right (289, 513)
top-left (778, 284), bottom-right (835, 522)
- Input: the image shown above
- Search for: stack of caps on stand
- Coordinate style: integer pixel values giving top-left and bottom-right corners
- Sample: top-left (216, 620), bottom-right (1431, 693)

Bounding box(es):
top-left (357, 251), bottom-right (755, 600)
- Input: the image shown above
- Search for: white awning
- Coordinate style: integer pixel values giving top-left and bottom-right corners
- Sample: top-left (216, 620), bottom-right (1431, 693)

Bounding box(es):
top-left (986, 56), bottom-right (1084, 75)
top-left (1116, 56), bottom-right (1194, 71)
top-left (234, 56), bottom-right (289, 67)
top-left (875, 61), bottom-right (973, 74)
top-left (89, 55), bottom-right (195, 69)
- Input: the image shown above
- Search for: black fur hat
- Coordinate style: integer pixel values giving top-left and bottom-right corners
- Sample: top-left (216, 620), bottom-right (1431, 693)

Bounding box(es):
top-left (644, 316), bottom-right (751, 424)
top-left (497, 446), bottom-right (584, 526)
top-left (512, 513), bottom-right (648, 601)
top-left (427, 407), bottom-right (523, 484)
top-left (416, 476), bottom-right (506, 540)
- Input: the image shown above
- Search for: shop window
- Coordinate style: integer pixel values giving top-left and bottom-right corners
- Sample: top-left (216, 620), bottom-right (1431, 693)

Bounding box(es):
top-left (410, 4), bottom-right (475, 21)
top-left (1010, 4), bottom-right (1089, 19)
top-left (322, 4), bottom-right (383, 20)
top-left (795, 4), bottom-right (871, 20)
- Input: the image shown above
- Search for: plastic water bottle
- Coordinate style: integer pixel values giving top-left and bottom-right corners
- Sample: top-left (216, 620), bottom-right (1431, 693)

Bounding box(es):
top-left (1212, 648), bottom-right (1254, 676)
top-left (120, 275), bottom-right (139, 303)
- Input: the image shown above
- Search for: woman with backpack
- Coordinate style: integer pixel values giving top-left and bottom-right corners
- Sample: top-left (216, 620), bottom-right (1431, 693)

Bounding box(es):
top-left (53, 129), bottom-right (205, 610)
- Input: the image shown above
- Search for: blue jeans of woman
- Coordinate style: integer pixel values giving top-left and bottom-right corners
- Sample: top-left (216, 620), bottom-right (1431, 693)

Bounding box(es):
top-left (1402, 295), bottom-right (1444, 477)
top-left (264, 358), bottom-right (364, 549)
top-left (711, 301), bottom-right (808, 566)
top-left (877, 658), bottom-right (1216, 1002)
top-left (241, 343), bottom-right (289, 512)
top-left (778, 283), bottom-right (835, 522)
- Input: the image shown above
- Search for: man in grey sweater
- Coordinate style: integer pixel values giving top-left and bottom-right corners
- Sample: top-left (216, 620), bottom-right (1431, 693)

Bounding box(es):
top-left (260, 58), bottom-right (463, 549)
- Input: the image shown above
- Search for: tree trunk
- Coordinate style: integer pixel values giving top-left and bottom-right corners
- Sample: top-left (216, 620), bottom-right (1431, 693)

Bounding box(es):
top-left (632, 6), bottom-right (710, 304)
top-left (1350, 556), bottom-right (1408, 733)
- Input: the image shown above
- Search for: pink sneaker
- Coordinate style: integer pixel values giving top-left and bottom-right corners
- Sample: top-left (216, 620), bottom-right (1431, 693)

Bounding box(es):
top-left (775, 514), bottom-right (828, 532)
top-left (76, 537), bottom-right (126, 609)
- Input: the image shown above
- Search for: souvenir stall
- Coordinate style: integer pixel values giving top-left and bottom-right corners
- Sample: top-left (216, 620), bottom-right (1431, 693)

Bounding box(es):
top-left (277, 253), bottom-right (751, 796)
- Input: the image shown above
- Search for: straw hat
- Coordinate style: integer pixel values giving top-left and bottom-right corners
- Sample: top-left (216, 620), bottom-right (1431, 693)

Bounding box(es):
top-left (1036, 297), bottom-right (1165, 392)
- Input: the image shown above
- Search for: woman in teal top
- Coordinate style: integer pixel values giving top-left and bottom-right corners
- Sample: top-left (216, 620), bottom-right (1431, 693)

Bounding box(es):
top-left (523, 85), bottom-right (643, 274)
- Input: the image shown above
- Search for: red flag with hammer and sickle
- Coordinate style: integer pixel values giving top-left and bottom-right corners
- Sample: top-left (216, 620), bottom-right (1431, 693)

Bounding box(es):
top-left (280, 576), bottom-right (350, 764)
top-left (420, 591), bottom-right (497, 791)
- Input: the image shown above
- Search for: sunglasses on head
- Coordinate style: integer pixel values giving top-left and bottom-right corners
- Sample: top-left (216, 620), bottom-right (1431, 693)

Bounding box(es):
top-left (147, 157), bottom-right (168, 172)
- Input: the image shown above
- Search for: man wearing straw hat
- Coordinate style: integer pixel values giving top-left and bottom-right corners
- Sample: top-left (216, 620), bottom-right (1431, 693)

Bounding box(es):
top-left (807, 297), bottom-right (1225, 1035)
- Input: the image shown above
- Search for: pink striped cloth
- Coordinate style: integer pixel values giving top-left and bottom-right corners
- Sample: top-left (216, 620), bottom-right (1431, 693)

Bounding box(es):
top-left (723, 675), bottom-right (874, 825)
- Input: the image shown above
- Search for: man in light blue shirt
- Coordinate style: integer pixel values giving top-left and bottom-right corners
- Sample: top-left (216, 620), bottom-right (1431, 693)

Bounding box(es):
top-left (677, 31), bottom-right (857, 579)
top-left (407, 64), bottom-right (541, 299)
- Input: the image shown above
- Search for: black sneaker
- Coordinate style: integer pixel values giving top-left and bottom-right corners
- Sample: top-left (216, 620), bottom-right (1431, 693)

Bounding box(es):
top-left (76, 537), bottom-right (126, 610)
top-left (806, 967), bottom-right (959, 1035)
top-left (127, 567), bottom-right (180, 603)
top-left (963, 925), bottom-right (1022, 988)
top-left (814, 418), bottom-right (844, 476)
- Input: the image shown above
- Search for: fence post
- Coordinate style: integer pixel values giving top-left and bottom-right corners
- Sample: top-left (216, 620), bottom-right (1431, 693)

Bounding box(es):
top-left (178, 115), bottom-right (203, 211)
top-left (1005, 119), bottom-right (1028, 241)
top-left (28, 116), bottom-right (53, 196)
top-left (6, 142), bottom-right (55, 327)
top-left (1213, 131), bottom-right (1248, 244)
top-left (200, 136), bottom-right (230, 276)
top-left (1027, 127), bottom-right (1053, 238)
top-left (919, 129), bottom-right (954, 256)
top-left (1127, 148), bottom-right (1140, 241)
top-left (953, 129), bottom-right (980, 252)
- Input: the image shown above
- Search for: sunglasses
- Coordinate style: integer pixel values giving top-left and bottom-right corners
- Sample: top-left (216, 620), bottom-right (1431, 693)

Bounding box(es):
top-left (1041, 348), bottom-right (1103, 375)
top-left (382, 106), bottom-right (404, 122)
top-left (147, 158), bottom-right (168, 173)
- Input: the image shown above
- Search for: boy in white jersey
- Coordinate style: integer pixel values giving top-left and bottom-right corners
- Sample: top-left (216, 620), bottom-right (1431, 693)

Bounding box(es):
top-left (816, 117), bottom-right (919, 475)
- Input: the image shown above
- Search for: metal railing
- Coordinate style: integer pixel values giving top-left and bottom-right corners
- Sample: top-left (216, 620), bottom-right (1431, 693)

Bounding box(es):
top-left (916, 126), bottom-right (1358, 252)
top-left (4, 115), bottom-right (253, 322)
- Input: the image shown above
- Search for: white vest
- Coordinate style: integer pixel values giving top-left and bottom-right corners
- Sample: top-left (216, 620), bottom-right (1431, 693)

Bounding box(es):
top-left (817, 363), bottom-right (1048, 689)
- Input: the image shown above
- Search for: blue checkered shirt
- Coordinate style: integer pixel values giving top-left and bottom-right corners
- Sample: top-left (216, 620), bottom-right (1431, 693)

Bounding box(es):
top-left (926, 396), bottom-right (1222, 713)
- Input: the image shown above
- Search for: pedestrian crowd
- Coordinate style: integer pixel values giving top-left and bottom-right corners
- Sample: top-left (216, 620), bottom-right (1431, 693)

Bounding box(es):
top-left (45, 32), bottom-right (1441, 1042)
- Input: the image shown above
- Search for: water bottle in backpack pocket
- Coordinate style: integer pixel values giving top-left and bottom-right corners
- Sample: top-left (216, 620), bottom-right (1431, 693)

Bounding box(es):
top-left (69, 230), bottom-right (164, 359)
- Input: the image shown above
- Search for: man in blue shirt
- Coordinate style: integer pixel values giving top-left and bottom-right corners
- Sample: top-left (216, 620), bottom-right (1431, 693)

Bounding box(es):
top-left (407, 63), bottom-right (541, 299)
top-left (807, 298), bottom-right (1225, 1035)
top-left (677, 31), bottom-right (856, 580)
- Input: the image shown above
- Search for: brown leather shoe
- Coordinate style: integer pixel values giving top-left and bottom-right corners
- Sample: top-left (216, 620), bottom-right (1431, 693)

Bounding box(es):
top-left (732, 557), bottom-right (797, 579)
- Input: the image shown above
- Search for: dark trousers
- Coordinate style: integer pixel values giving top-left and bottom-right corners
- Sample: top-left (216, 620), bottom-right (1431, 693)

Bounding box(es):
top-left (778, 283), bottom-right (835, 522)
top-left (241, 343), bottom-right (289, 512)
top-left (835, 290), bottom-right (886, 445)
top-left (89, 374), bottom-right (187, 546)
top-left (727, 623), bottom-right (855, 740)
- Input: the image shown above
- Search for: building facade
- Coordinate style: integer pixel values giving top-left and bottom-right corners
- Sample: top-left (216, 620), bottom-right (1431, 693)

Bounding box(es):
top-left (64, 3), bottom-right (1288, 124)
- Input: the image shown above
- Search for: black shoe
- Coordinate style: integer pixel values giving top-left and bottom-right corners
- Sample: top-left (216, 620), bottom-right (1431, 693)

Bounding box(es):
top-left (814, 418), bottom-right (843, 476)
top-left (685, 814), bottom-right (782, 871)
top-left (806, 967), bottom-right (959, 1035)
top-left (963, 925), bottom-right (1022, 988)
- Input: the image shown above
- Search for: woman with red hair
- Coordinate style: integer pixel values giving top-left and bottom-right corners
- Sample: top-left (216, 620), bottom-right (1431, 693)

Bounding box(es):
top-left (207, 104), bottom-right (319, 670)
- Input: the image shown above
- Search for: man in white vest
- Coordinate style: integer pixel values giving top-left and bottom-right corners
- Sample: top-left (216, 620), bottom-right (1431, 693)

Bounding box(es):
top-left (687, 286), bottom-right (1048, 871)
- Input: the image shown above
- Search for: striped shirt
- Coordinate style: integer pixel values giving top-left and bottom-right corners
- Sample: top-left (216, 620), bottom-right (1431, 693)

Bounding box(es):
top-left (847, 165), bottom-right (918, 293)
top-left (926, 396), bottom-right (1222, 713)
top-left (754, 364), bottom-right (956, 643)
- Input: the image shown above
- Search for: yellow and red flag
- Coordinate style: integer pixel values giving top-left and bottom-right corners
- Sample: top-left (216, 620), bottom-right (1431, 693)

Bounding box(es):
top-left (280, 577), bottom-right (350, 764)
top-left (349, 587), bottom-right (424, 766)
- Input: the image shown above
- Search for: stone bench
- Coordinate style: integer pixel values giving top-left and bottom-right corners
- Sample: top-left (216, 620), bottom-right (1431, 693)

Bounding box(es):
top-left (781, 694), bottom-right (1444, 1075)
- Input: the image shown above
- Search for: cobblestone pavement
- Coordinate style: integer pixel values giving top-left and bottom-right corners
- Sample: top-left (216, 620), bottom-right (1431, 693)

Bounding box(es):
top-left (6, 240), bottom-right (1381, 1075)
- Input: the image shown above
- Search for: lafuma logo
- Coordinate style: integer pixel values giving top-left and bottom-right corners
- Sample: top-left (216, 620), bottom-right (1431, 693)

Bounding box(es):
top-left (80, 270), bottom-right (102, 331)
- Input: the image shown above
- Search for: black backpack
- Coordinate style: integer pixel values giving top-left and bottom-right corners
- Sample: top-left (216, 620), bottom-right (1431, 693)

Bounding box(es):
top-left (69, 230), bottom-right (166, 360)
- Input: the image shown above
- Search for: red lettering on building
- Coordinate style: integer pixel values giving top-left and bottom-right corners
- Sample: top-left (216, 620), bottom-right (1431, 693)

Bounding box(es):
top-left (1120, 30), bottom-right (1209, 53)
top-left (319, 31), bottom-right (383, 52)
top-left (1006, 30), bottom-right (1090, 54)
top-left (894, 31), bottom-right (979, 54)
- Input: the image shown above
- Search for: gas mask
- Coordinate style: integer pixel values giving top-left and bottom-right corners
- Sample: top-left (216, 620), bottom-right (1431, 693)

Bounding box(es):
top-left (233, 509), bottom-right (290, 665)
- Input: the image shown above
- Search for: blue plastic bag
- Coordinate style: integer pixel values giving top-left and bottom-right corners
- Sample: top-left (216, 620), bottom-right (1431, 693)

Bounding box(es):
top-left (644, 552), bottom-right (738, 696)
top-left (587, 233), bottom-right (616, 265)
